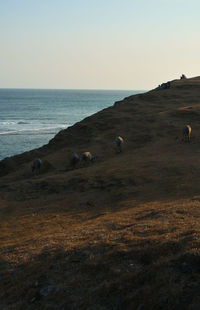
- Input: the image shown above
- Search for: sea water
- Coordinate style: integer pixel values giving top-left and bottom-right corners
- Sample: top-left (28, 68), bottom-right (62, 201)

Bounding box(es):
top-left (0, 89), bottom-right (143, 160)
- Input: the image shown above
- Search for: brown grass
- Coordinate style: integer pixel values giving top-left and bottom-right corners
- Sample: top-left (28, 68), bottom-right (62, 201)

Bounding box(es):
top-left (1, 77), bottom-right (200, 309)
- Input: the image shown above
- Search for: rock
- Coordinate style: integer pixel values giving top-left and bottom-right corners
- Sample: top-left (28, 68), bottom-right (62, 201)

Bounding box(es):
top-left (30, 297), bottom-right (36, 303)
top-left (40, 285), bottom-right (54, 297)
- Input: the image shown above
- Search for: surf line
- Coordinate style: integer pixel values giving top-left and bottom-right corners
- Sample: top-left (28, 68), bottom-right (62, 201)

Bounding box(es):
top-left (0, 125), bottom-right (67, 135)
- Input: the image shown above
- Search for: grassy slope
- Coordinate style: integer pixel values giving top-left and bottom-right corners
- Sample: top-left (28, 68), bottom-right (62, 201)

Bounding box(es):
top-left (1, 77), bottom-right (200, 309)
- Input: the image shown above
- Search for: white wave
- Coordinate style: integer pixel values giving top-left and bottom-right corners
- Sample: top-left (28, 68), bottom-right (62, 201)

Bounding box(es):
top-left (0, 121), bottom-right (16, 126)
top-left (0, 125), bottom-right (67, 135)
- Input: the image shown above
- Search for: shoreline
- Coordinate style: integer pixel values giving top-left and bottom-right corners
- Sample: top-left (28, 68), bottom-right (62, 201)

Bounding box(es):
top-left (1, 77), bottom-right (200, 309)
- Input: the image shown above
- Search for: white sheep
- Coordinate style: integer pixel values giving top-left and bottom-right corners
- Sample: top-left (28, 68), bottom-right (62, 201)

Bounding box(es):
top-left (70, 152), bottom-right (80, 167)
top-left (115, 136), bottom-right (124, 152)
top-left (81, 152), bottom-right (95, 162)
top-left (183, 125), bottom-right (191, 143)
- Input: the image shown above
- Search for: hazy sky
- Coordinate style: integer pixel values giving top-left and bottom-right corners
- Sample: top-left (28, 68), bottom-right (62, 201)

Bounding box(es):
top-left (1, 0), bottom-right (200, 89)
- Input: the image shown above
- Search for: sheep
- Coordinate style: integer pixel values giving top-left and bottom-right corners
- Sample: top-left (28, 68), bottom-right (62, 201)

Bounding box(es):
top-left (32, 158), bottom-right (42, 174)
top-left (115, 136), bottom-right (124, 153)
top-left (81, 151), bottom-right (95, 162)
top-left (70, 152), bottom-right (80, 168)
top-left (183, 125), bottom-right (192, 143)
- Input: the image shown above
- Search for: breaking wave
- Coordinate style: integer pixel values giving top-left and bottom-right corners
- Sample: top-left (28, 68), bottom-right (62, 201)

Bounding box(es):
top-left (0, 125), bottom-right (67, 135)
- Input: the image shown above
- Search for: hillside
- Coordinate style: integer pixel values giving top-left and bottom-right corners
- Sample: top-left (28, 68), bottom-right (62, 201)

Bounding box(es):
top-left (1, 77), bottom-right (200, 309)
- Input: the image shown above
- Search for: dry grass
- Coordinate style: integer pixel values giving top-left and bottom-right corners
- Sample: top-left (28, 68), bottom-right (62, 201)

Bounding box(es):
top-left (1, 198), bottom-right (200, 309)
top-left (1, 77), bottom-right (200, 309)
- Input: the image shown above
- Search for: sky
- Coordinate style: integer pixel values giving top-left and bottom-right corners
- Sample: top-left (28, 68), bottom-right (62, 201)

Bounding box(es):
top-left (1, 0), bottom-right (200, 90)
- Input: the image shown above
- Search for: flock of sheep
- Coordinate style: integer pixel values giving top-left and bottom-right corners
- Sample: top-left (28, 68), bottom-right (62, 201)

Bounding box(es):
top-left (32, 124), bottom-right (192, 175)
top-left (31, 74), bottom-right (193, 175)
top-left (31, 136), bottom-right (124, 174)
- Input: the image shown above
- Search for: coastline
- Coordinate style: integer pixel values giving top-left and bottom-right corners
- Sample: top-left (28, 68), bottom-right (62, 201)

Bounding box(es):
top-left (1, 77), bottom-right (200, 309)
top-left (0, 89), bottom-right (141, 161)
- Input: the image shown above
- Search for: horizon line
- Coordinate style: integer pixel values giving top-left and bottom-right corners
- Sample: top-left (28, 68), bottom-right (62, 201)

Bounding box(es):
top-left (0, 87), bottom-right (147, 91)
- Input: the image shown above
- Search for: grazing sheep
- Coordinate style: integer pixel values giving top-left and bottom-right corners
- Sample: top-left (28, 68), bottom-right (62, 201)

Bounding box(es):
top-left (32, 158), bottom-right (42, 174)
top-left (70, 152), bottom-right (80, 168)
top-left (81, 151), bottom-right (95, 162)
top-left (183, 125), bottom-right (192, 143)
top-left (115, 136), bottom-right (124, 153)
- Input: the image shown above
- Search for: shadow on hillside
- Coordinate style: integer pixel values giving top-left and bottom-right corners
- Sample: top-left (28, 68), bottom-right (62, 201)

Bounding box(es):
top-left (1, 232), bottom-right (200, 310)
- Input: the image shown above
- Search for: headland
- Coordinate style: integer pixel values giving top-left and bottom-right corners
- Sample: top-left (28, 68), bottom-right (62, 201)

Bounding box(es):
top-left (1, 76), bottom-right (200, 309)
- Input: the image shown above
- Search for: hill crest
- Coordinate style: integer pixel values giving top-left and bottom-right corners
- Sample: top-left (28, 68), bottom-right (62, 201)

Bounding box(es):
top-left (2, 76), bottom-right (200, 309)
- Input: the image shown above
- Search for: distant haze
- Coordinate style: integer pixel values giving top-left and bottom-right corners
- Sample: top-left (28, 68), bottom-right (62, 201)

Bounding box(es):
top-left (1, 0), bottom-right (200, 90)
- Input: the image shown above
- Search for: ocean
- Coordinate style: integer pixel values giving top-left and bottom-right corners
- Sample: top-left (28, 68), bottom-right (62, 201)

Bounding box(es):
top-left (0, 89), bottom-right (143, 160)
